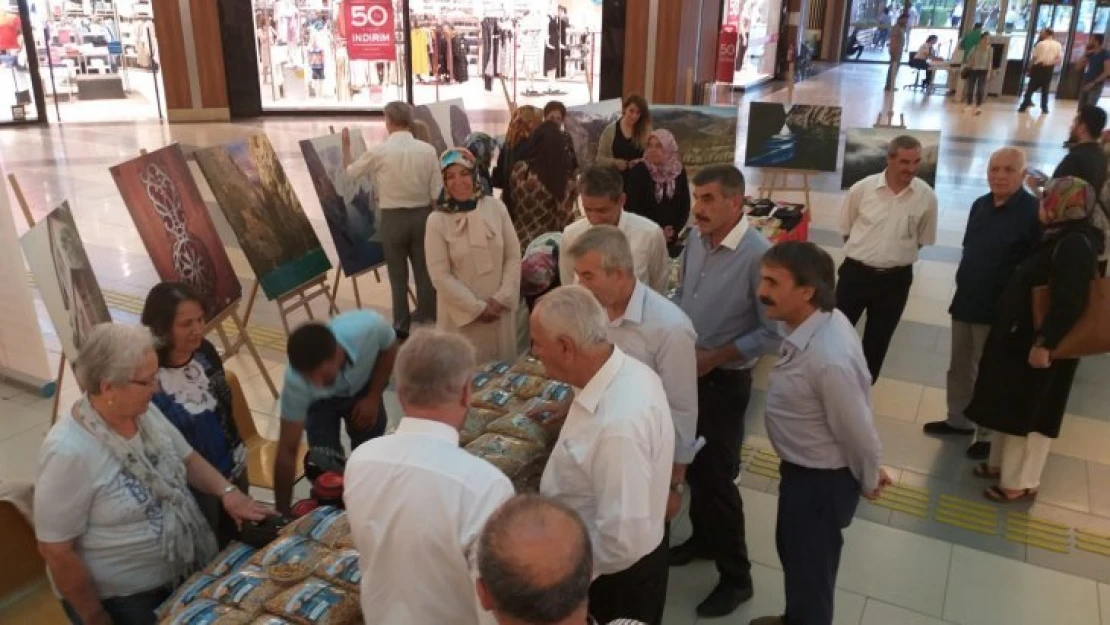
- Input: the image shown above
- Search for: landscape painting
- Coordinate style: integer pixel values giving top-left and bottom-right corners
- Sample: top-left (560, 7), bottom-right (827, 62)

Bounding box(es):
top-left (194, 134), bottom-right (332, 300)
top-left (414, 99), bottom-right (472, 154)
top-left (110, 144), bottom-right (242, 318)
top-left (744, 103), bottom-right (842, 172)
top-left (565, 101), bottom-right (739, 174)
top-left (20, 203), bottom-right (112, 362)
top-left (300, 130), bottom-right (384, 277)
top-left (842, 127), bottom-right (941, 189)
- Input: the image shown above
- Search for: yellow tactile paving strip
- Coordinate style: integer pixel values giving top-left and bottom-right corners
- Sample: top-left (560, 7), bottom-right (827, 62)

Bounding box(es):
top-left (740, 444), bottom-right (1108, 558)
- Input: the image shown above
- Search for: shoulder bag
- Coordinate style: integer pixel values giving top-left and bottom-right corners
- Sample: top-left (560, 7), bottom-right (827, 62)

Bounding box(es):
top-left (1032, 235), bottom-right (1110, 358)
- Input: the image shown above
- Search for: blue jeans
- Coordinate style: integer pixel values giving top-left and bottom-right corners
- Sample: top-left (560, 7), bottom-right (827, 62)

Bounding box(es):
top-left (62, 585), bottom-right (171, 625)
top-left (304, 379), bottom-right (387, 459)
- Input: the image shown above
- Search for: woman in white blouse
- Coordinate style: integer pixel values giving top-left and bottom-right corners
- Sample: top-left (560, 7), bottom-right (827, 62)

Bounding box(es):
top-left (425, 148), bottom-right (523, 363)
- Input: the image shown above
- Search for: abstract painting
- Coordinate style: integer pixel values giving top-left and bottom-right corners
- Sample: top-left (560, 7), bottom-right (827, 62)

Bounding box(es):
top-left (841, 128), bottom-right (941, 189)
top-left (414, 99), bottom-right (472, 154)
top-left (744, 103), bottom-right (842, 172)
top-left (194, 134), bottom-right (332, 300)
top-left (565, 100), bottom-right (739, 174)
top-left (300, 131), bottom-right (384, 277)
top-left (110, 144), bottom-right (242, 318)
top-left (20, 203), bottom-right (112, 362)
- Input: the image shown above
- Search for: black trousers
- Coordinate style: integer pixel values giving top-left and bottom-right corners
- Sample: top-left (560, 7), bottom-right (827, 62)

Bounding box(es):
top-left (588, 527), bottom-right (669, 625)
top-left (835, 258), bottom-right (913, 382)
top-left (1020, 65), bottom-right (1054, 110)
top-left (777, 462), bottom-right (860, 625)
top-left (687, 368), bottom-right (753, 586)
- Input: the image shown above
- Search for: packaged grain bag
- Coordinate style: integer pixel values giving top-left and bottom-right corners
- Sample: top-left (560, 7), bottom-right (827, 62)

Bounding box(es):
top-left (465, 433), bottom-right (544, 478)
top-left (204, 543), bottom-right (259, 577)
top-left (312, 514), bottom-right (351, 549)
top-left (160, 599), bottom-right (251, 625)
top-left (482, 361), bottom-right (512, 376)
top-left (204, 566), bottom-right (283, 616)
top-left (486, 412), bottom-right (553, 447)
top-left (313, 549), bottom-right (361, 590)
top-left (471, 388), bottom-right (516, 413)
top-left (156, 574), bottom-right (220, 618)
top-left (470, 370), bottom-right (502, 392)
top-left (263, 578), bottom-right (361, 625)
top-left (249, 617), bottom-right (297, 625)
top-left (249, 535), bottom-right (330, 570)
top-left (510, 355), bottom-right (545, 377)
top-left (460, 407), bottom-right (503, 446)
top-left (500, 373), bottom-right (547, 399)
top-left (280, 506), bottom-right (343, 539)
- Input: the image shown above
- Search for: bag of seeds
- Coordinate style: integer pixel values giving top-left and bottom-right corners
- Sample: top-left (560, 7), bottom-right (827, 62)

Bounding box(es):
top-left (204, 542), bottom-right (259, 578)
top-left (460, 407), bottom-right (503, 446)
top-left (160, 599), bottom-right (251, 625)
top-left (280, 506), bottom-right (343, 539)
top-left (249, 535), bottom-right (330, 570)
top-left (486, 413), bottom-right (553, 447)
top-left (500, 373), bottom-right (547, 400)
top-left (465, 433), bottom-right (544, 478)
top-left (263, 578), bottom-right (362, 625)
top-left (482, 360), bottom-right (512, 376)
top-left (156, 574), bottom-right (220, 619)
top-left (471, 370), bottom-right (502, 393)
top-left (471, 388), bottom-right (517, 413)
top-left (313, 549), bottom-right (362, 590)
top-left (203, 566), bottom-right (283, 616)
top-left (249, 617), bottom-right (297, 625)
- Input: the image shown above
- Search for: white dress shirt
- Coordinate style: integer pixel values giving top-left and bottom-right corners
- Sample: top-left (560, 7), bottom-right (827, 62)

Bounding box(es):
top-left (1031, 38), bottom-right (1064, 67)
top-left (344, 417), bottom-right (514, 625)
top-left (560, 211), bottom-right (669, 293)
top-left (540, 347), bottom-right (675, 577)
top-left (345, 130), bottom-right (443, 209)
top-left (607, 280), bottom-right (701, 464)
top-left (839, 172), bottom-right (938, 268)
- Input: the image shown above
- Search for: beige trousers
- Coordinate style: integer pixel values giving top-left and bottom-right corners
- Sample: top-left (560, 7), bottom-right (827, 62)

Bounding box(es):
top-left (989, 432), bottom-right (1052, 491)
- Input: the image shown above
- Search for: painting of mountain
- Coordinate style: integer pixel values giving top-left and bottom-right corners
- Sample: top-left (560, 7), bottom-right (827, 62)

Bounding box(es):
top-left (300, 130), bottom-right (384, 276)
top-left (842, 127), bottom-right (940, 189)
top-left (745, 103), bottom-right (841, 172)
top-left (194, 134), bottom-right (332, 300)
top-left (414, 99), bottom-right (472, 154)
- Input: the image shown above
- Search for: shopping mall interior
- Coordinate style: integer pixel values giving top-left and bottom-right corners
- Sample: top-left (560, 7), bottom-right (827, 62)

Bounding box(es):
top-left (3, 0), bottom-right (1110, 624)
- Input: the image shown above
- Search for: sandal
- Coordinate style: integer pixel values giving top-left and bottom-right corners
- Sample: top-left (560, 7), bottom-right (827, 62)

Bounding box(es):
top-left (984, 485), bottom-right (1037, 503)
top-left (972, 463), bottom-right (1001, 479)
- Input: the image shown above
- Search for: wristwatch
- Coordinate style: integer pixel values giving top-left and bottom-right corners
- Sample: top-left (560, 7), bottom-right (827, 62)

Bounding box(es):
top-left (219, 484), bottom-right (239, 498)
top-left (669, 483), bottom-right (686, 495)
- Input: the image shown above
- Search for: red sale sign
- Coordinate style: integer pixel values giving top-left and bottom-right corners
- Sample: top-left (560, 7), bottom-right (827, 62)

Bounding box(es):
top-left (345, 0), bottom-right (396, 61)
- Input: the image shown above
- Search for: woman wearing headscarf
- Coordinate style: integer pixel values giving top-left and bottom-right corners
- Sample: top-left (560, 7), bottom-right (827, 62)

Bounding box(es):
top-left (509, 120), bottom-right (579, 245)
top-left (425, 148), bottom-right (523, 363)
top-left (596, 93), bottom-right (652, 193)
top-left (464, 131), bottom-right (497, 195)
top-left (626, 129), bottom-right (690, 256)
top-left (491, 105), bottom-right (544, 216)
top-left (34, 323), bottom-right (271, 625)
top-left (966, 177), bottom-right (1104, 502)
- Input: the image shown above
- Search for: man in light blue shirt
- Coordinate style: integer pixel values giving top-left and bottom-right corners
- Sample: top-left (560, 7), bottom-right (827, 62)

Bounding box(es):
top-left (274, 310), bottom-right (399, 513)
top-left (670, 165), bottom-right (782, 618)
top-left (750, 242), bottom-right (890, 625)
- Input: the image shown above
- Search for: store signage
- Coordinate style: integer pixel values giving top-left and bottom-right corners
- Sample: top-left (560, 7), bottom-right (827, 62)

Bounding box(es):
top-left (345, 0), bottom-right (396, 61)
top-left (715, 27), bottom-right (739, 83)
top-left (723, 0), bottom-right (743, 28)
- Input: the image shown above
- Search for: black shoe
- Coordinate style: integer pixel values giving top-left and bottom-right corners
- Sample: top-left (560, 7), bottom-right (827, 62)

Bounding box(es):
top-left (1018, 105), bottom-right (1029, 112)
top-left (923, 421), bottom-right (975, 436)
top-left (966, 441), bottom-right (991, 460)
top-left (697, 581), bottom-right (754, 617)
top-left (668, 539), bottom-right (711, 567)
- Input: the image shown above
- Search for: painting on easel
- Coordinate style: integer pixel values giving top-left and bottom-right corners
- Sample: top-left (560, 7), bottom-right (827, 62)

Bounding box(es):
top-left (194, 134), bottom-right (332, 300)
top-left (300, 131), bottom-right (384, 277)
top-left (744, 103), bottom-right (842, 172)
top-left (20, 203), bottom-right (112, 361)
top-left (841, 127), bottom-right (941, 190)
top-left (414, 99), bottom-right (472, 155)
top-left (110, 144), bottom-right (242, 319)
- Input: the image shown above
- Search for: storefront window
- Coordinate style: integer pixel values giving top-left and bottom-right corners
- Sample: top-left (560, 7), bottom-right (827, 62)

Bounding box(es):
top-left (0, 1), bottom-right (40, 123)
top-left (843, 0), bottom-right (962, 62)
top-left (1002, 0), bottom-right (1033, 59)
top-left (731, 0), bottom-right (782, 87)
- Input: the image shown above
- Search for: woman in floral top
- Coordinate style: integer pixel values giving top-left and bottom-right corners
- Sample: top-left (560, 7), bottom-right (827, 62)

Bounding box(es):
top-left (141, 282), bottom-right (245, 546)
top-left (509, 120), bottom-right (579, 244)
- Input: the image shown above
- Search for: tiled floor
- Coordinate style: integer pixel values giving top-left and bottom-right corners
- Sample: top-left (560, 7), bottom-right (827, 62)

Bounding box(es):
top-left (4, 62), bottom-right (1110, 623)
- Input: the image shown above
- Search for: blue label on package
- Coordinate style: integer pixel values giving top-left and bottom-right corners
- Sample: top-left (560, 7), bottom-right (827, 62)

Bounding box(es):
top-left (283, 581), bottom-right (346, 621)
top-left (209, 543), bottom-right (256, 576)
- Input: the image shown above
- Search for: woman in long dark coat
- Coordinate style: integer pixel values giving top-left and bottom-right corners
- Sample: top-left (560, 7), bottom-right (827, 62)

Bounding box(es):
top-left (967, 177), bottom-right (1104, 502)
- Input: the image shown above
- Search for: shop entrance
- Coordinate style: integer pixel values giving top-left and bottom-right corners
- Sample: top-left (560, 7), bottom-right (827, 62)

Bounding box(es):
top-left (1, 0), bottom-right (45, 124)
top-left (1018, 0), bottom-right (1110, 98)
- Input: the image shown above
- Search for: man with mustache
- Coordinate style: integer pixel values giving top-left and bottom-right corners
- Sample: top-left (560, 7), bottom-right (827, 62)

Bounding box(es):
top-left (749, 241), bottom-right (888, 625)
top-left (837, 134), bottom-right (937, 382)
top-left (670, 164), bottom-right (782, 617)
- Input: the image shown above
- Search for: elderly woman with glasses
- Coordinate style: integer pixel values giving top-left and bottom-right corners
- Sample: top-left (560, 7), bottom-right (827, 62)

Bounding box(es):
top-left (425, 148), bottom-right (523, 363)
top-left (34, 323), bottom-right (271, 625)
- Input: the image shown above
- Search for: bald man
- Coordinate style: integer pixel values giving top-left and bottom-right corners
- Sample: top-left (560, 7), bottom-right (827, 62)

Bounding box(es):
top-left (477, 494), bottom-right (644, 625)
top-left (923, 148), bottom-right (1042, 461)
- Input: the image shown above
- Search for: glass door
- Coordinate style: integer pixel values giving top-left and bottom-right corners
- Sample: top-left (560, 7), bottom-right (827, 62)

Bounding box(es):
top-left (0, 0), bottom-right (45, 124)
top-left (1019, 1), bottom-right (1076, 93)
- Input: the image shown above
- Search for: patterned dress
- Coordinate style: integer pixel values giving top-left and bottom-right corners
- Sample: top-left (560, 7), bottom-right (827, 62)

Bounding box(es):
top-left (508, 161), bottom-right (579, 245)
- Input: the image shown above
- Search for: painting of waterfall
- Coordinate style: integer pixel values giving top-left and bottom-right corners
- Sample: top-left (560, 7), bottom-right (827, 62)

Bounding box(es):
top-left (744, 103), bottom-right (841, 172)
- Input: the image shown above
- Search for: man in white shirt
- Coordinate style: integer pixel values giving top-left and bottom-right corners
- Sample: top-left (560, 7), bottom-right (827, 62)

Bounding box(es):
top-left (1019, 28), bottom-right (1064, 113)
top-left (564, 225), bottom-right (699, 519)
top-left (343, 101), bottom-right (443, 337)
top-left (837, 134), bottom-right (938, 382)
top-left (560, 166), bottom-right (669, 294)
top-left (531, 286), bottom-right (675, 625)
top-left (344, 328), bottom-right (515, 625)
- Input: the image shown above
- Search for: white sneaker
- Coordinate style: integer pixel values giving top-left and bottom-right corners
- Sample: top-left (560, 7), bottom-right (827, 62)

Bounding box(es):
top-left (975, 107), bottom-right (983, 115)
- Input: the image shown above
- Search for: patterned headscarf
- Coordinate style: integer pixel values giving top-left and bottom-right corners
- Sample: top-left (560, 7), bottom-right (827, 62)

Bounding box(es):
top-left (644, 129), bottom-right (683, 202)
top-left (505, 105), bottom-right (543, 149)
top-left (464, 132), bottom-right (496, 171)
top-left (1040, 176), bottom-right (1096, 231)
top-left (436, 148), bottom-right (483, 213)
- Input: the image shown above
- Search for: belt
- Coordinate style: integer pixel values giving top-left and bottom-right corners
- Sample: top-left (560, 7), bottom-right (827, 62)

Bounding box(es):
top-left (845, 257), bottom-right (911, 274)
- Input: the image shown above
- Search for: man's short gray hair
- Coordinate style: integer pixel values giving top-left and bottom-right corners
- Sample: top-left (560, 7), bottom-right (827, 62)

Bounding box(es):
top-left (395, 328), bottom-right (476, 407)
top-left (383, 101), bottom-right (414, 129)
top-left (75, 323), bottom-right (156, 394)
top-left (534, 286), bottom-right (609, 348)
top-left (565, 225), bottom-right (634, 274)
top-left (989, 146), bottom-right (1027, 171)
top-left (887, 135), bottom-right (922, 157)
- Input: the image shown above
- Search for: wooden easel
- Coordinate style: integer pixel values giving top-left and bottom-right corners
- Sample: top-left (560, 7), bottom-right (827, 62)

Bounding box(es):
top-left (757, 168), bottom-right (813, 209)
top-left (270, 273), bottom-right (339, 335)
top-left (875, 111), bottom-right (908, 129)
top-left (8, 174), bottom-right (67, 423)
